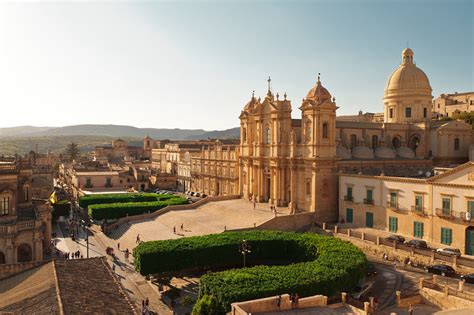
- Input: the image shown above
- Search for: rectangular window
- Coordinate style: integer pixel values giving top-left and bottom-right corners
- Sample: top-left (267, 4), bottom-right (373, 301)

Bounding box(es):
top-left (441, 227), bottom-right (453, 245)
top-left (86, 178), bottom-right (92, 187)
top-left (346, 186), bottom-right (353, 201)
top-left (405, 107), bottom-right (412, 118)
top-left (423, 108), bottom-right (427, 118)
top-left (106, 178), bottom-right (112, 187)
top-left (389, 108), bottom-right (394, 118)
top-left (468, 201), bottom-right (474, 217)
top-left (390, 192), bottom-right (397, 208)
top-left (442, 197), bottom-right (451, 214)
top-left (389, 216), bottom-right (398, 233)
top-left (0, 197), bottom-right (10, 215)
top-left (414, 221), bottom-right (424, 238)
top-left (367, 189), bottom-right (373, 202)
top-left (415, 195), bottom-right (423, 211)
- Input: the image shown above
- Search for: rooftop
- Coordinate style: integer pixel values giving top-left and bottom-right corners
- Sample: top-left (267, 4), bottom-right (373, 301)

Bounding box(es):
top-left (0, 257), bottom-right (136, 314)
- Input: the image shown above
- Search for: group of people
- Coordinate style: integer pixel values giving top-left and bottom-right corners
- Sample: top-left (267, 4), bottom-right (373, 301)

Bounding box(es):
top-left (275, 293), bottom-right (300, 309)
top-left (173, 223), bottom-right (185, 235)
top-left (60, 250), bottom-right (82, 260)
top-left (141, 297), bottom-right (150, 315)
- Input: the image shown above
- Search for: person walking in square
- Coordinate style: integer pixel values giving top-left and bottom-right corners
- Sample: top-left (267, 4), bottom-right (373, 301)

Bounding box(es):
top-left (136, 234), bottom-right (141, 244)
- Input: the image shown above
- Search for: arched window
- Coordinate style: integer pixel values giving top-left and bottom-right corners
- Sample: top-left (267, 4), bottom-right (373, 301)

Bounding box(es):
top-left (350, 135), bottom-right (357, 149)
top-left (0, 252), bottom-right (5, 264)
top-left (322, 123), bottom-right (328, 139)
top-left (266, 127), bottom-right (271, 144)
top-left (306, 180), bottom-right (311, 195)
top-left (17, 244), bottom-right (32, 263)
top-left (372, 135), bottom-right (379, 148)
top-left (392, 137), bottom-right (401, 148)
top-left (454, 138), bottom-right (460, 151)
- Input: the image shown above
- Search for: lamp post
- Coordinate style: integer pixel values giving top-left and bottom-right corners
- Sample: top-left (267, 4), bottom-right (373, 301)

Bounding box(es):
top-left (240, 239), bottom-right (251, 267)
top-left (81, 219), bottom-right (92, 258)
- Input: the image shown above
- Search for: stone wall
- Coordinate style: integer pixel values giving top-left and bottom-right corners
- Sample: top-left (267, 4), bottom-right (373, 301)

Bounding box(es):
top-left (421, 287), bottom-right (474, 310)
top-left (0, 260), bottom-right (48, 280)
top-left (231, 294), bottom-right (328, 315)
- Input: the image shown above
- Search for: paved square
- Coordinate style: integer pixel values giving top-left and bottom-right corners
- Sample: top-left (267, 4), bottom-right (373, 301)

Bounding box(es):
top-left (108, 199), bottom-right (288, 252)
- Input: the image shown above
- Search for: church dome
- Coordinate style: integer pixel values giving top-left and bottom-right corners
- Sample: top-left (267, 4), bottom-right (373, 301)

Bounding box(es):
top-left (243, 92), bottom-right (258, 112)
top-left (351, 146), bottom-right (374, 159)
top-left (396, 146), bottom-right (416, 159)
top-left (305, 75), bottom-right (332, 103)
top-left (336, 146), bottom-right (352, 160)
top-left (384, 48), bottom-right (432, 98)
top-left (374, 146), bottom-right (396, 159)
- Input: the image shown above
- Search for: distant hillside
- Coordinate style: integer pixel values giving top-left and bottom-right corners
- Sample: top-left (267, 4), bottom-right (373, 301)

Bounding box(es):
top-left (0, 126), bottom-right (53, 137)
top-left (0, 135), bottom-right (143, 156)
top-left (0, 124), bottom-right (239, 140)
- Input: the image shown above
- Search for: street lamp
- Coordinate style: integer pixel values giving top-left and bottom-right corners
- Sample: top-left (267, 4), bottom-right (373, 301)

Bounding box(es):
top-left (239, 239), bottom-right (251, 267)
top-left (81, 219), bottom-right (93, 258)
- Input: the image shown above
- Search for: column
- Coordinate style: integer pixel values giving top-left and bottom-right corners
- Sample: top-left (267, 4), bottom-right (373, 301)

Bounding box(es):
top-left (310, 169), bottom-right (317, 212)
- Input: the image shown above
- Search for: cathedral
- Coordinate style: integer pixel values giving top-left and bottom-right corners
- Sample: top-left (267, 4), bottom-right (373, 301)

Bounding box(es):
top-left (238, 48), bottom-right (473, 222)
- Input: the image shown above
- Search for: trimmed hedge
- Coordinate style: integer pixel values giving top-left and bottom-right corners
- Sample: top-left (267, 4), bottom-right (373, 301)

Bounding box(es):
top-left (133, 231), bottom-right (367, 313)
top-left (79, 193), bottom-right (169, 208)
top-left (88, 196), bottom-right (187, 220)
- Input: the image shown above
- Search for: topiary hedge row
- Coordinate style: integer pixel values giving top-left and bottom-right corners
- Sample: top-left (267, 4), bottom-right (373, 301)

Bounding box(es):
top-left (133, 231), bottom-right (367, 313)
top-left (79, 193), bottom-right (170, 208)
top-left (88, 196), bottom-right (187, 220)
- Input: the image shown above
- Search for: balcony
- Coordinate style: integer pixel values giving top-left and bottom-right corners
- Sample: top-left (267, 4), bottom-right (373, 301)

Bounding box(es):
top-left (363, 198), bottom-right (374, 205)
top-left (386, 201), bottom-right (404, 213)
top-left (460, 212), bottom-right (473, 222)
top-left (435, 208), bottom-right (453, 219)
top-left (344, 195), bottom-right (354, 202)
top-left (411, 206), bottom-right (427, 216)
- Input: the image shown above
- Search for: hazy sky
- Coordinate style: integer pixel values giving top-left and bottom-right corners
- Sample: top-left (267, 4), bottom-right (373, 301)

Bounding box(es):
top-left (0, 0), bottom-right (472, 130)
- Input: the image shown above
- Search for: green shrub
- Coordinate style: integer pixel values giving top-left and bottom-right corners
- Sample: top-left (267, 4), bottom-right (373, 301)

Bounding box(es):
top-left (192, 294), bottom-right (222, 315)
top-left (87, 196), bottom-right (187, 220)
top-left (79, 193), bottom-right (167, 208)
top-left (134, 231), bottom-right (367, 312)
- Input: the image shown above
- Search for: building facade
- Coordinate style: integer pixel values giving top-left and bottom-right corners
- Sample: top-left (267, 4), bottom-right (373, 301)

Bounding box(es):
top-left (432, 92), bottom-right (474, 118)
top-left (0, 158), bottom-right (52, 264)
top-left (237, 48), bottom-right (473, 222)
top-left (338, 162), bottom-right (474, 254)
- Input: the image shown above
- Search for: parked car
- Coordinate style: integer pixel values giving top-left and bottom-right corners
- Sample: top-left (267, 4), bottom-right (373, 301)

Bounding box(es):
top-left (367, 264), bottom-right (377, 277)
top-left (404, 239), bottom-right (428, 249)
top-left (436, 248), bottom-right (461, 257)
top-left (195, 192), bottom-right (201, 197)
top-left (424, 264), bottom-right (456, 277)
top-left (201, 194), bottom-right (207, 198)
top-left (350, 282), bottom-right (374, 300)
top-left (460, 273), bottom-right (474, 283)
top-left (385, 235), bottom-right (405, 244)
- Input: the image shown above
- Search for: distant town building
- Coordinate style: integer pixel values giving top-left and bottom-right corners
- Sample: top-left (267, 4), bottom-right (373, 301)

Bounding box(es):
top-left (432, 91), bottom-right (474, 118)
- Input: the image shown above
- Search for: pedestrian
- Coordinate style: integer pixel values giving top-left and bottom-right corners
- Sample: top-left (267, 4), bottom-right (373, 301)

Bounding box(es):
top-left (142, 300), bottom-right (145, 308)
top-left (276, 295), bottom-right (281, 308)
top-left (173, 226), bottom-right (176, 234)
top-left (118, 242), bottom-right (120, 250)
top-left (136, 234), bottom-right (141, 244)
top-left (180, 223), bottom-right (184, 230)
top-left (112, 264), bottom-right (116, 273)
top-left (408, 303), bottom-right (414, 315)
top-left (145, 297), bottom-right (149, 307)
top-left (253, 200), bottom-right (256, 210)
top-left (294, 293), bottom-right (299, 307)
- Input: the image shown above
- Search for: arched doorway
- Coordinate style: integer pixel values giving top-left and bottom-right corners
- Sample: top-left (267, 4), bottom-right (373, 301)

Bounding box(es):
top-left (466, 227), bottom-right (474, 256)
top-left (0, 252), bottom-right (5, 264)
top-left (17, 244), bottom-right (32, 262)
top-left (392, 136), bottom-right (401, 148)
top-left (410, 136), bottom-right (420, 156)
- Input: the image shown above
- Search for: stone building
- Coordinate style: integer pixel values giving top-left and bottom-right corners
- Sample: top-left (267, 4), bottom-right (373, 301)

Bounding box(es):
top-left (338, 162), bottom-right (474, 254)
top-left (0, 158), bottom-right (52, 265)
top-left (432, 91), bottom-right (474, 118)
top-left (191, 141), bottom-right (239, 196)
top-left (238, 48), bottom-right (473, 222)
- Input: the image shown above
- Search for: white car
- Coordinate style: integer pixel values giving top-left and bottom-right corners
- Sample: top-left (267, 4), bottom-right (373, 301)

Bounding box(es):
top-left (350, 281), bottom-right (374, 300)
top-left (436, 248), bottom-right (461, 257)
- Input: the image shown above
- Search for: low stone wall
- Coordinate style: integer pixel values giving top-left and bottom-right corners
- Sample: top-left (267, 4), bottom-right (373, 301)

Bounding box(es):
top-left (0, 260), bottom-right (49, 280)
top-left (396, 292), bottom-right (423, 308)
top-left (231, 294), bottom-right (328, 315)
top-left (256, 212), bottom-right (315, 231)
top-left (106, 195), bottom-right (240, 231)
top-left (421, 287), bottom-right (474, 310)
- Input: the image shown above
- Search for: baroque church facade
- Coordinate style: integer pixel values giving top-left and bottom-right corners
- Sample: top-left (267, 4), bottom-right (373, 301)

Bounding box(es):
top-left (238, 48), bottom-right (473, 222)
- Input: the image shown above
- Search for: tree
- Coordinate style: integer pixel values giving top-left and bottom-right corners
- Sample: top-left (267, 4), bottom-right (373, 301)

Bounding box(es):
top-left (192, 295), bottom-right (223, 315)
top-left (64, 142), bottom-right (80, 162)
